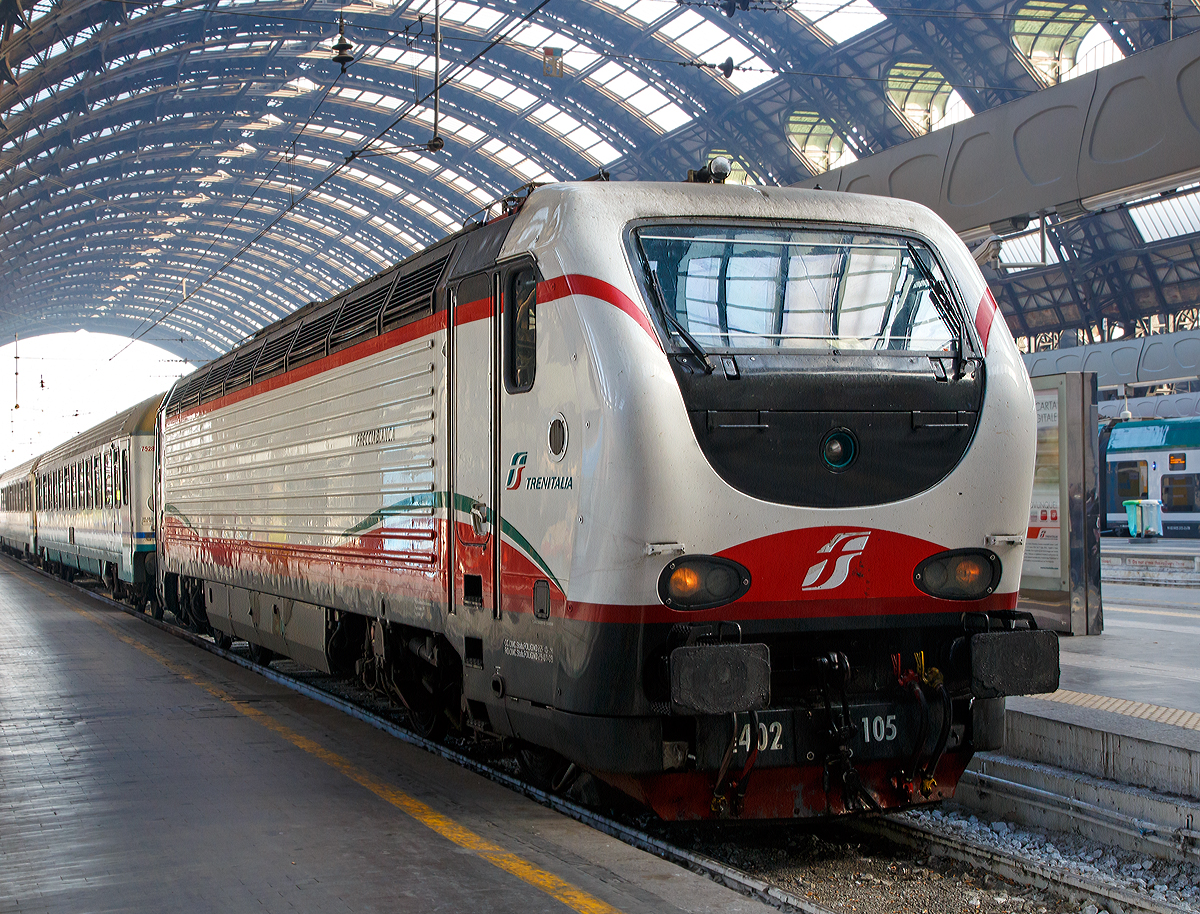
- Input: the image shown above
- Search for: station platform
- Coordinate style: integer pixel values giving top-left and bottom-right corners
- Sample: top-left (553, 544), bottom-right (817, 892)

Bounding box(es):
top-left (0, 557), bottom-right (773, 914)
top-left (1100, 535), bottom-right (1200, 586)
top-left (2, 552), bottom-right (1196, 908)
top-left (958, 581), bottom-right (1200, 858)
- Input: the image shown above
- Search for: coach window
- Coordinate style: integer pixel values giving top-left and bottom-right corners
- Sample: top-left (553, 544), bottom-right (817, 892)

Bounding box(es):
top-left (1162, 474), bottom-right (1200, 512)
top-left (1107, 460), bottom-right (1148, 514)
top-left (507, 269), bottom-right (537, 393)
top-left (120, 449), bottom-right (128, 507)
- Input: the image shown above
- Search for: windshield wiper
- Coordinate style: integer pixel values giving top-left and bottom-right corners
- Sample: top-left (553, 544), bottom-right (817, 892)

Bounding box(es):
top-left (905, 242), bottom-right (967, 369)
top-left (648, 267), bottom-right (713, 373)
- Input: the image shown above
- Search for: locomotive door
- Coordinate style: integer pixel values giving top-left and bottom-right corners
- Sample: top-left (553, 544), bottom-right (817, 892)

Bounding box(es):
top-left (451, 272), bottom-right (499, 618)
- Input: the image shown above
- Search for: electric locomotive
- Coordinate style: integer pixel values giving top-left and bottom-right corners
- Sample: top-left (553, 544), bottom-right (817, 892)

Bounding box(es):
top-left (153, 181), bottom-right (1056, 820)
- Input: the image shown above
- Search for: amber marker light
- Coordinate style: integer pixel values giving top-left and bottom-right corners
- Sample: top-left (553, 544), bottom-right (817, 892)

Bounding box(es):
top-left (952, 555), bottom-right (986, 589)
top-left (669, 566), bottom-right (702, 599)
top-left (658, 555), bottom-right (752, 610)
top-left (913, 549), bottom-right (1001, 600)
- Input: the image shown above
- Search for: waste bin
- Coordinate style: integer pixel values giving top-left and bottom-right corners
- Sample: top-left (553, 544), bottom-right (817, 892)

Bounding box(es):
top-left (1123, 499), bottom-right (1141, 536)
top-left (1140, 499), bottom-right (1163, 537)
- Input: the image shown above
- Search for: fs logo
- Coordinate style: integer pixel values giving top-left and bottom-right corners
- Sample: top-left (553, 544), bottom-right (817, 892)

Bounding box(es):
top-left (505, 452), bottom-right (528, 490)
top-left (802, 532), bottom-right (871, 591)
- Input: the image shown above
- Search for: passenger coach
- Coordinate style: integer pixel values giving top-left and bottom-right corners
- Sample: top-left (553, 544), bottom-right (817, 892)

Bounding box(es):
top-left (0, 458), bottom-right (37, 558)
top-left (36, 393), bottom-right (161, 603)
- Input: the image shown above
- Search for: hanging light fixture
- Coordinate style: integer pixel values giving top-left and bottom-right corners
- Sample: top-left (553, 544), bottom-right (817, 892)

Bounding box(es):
top-left (332, 14), bottom-right (354, 71)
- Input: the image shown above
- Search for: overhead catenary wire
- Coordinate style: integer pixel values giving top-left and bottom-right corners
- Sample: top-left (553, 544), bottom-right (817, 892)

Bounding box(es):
top-left (1, 0), bottom-right (1188, 363)
top-left (113, 0), bottom-right (556, 359)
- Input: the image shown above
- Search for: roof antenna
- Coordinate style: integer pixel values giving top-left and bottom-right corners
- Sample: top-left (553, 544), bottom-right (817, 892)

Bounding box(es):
top-left (427, 0), bottom-right (444, 153)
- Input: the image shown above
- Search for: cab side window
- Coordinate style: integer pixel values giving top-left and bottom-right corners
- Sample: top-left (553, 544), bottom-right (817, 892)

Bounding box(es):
top-left (507, 269), bottom-right (537, 393)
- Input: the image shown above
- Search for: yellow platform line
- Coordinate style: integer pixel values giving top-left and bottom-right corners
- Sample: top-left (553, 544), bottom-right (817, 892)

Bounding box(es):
top-left (1029, 688), bottom-right (1200, 732)
top-left (1103, 604), bottom-right (1200, 620)
top-left (54, 594), bottom-right (624, 914)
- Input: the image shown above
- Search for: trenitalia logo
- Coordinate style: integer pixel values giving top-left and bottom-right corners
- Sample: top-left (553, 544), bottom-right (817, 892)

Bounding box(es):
top-left (505, 452), bottom-right (528, 490)
top-left (802, 532), bottom-right (871, 591)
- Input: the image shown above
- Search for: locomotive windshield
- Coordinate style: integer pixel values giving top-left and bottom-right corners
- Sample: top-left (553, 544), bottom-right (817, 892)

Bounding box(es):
top-left (635, 225), bottom-right (961, 353)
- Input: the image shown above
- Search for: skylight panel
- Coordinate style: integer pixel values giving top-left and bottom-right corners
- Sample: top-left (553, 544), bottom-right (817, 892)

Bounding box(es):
top-left (492, 145), bottom-right (524, 166)
top-left (546, 112), bottom-right (583, 135)
top-left (646, 103), bottom-right (691, 132)
top-left (603, 70), bottom-right (649, 99)
top-left (457, 124), bottom-right (486, 144)
top-left (802, 0), bottom-right (886, 45)
top-left (587, 142), bottom-right (622, 166)
top-left (514, 159), bottom-right (547, 180)
top-left (510, 24), bottom-right (558, 49)
top-left (506, 88), bottom-right (539, 110)
top-left (372, 46), bottom-right (404, 63)
top-left (458, 68), bottom-right (493, 90)
top-left (657, 9), bottom-right (704, 40)
top-left (588, 62), bottom-right (623, 87)
top-left (488, 77), bottom-right (517, 97)
top-left (626, 86), bottom-right (669, 115)
top-left (467, 7), bottom-right (505, 30)
top-left (443, 2), bottom-right (478, 24)
top-left (1130, 189), bottom-right (1200, 244)
top-left (567, 125), bottom-right (602, 149)
top-left (626, 0), bottom-right (674, 25)
top-left (673, 20), bottom-right (730, 56)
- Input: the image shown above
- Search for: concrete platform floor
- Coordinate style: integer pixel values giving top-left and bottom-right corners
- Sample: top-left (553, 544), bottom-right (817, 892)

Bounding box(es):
top-left (1058, 581), bottom-right (1200, 715)
top-left (0, 558), bottom-right (773, 914)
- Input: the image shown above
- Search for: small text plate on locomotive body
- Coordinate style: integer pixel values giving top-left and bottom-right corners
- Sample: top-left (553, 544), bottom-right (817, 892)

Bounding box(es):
top-left (503, 639), bottom-right (554, 664)
top-left (354, 425), bottom-right (397, 448)
top-left (732, 709), bottom-right (794, 768)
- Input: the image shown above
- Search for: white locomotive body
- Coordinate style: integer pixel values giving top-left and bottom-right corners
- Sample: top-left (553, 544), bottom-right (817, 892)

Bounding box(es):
top-left (12, 182), bottom-right (1055, 821)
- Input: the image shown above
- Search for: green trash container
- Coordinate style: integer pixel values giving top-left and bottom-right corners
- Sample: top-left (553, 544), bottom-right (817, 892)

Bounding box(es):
top-left (1123, 499), bottom-right (1142, 536)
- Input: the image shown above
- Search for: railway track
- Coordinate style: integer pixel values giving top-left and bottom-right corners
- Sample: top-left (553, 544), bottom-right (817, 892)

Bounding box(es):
top-left (35, 563), bottom-right (1197, 914)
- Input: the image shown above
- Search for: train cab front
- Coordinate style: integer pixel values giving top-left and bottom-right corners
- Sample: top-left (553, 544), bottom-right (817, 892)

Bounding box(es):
top-left (624, 581), bottom-right (1061, 820)
top-left (577, 212), bottom-right (1058, 820)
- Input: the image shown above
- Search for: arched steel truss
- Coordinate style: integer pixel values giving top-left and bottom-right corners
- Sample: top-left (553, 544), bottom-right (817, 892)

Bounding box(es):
top-left (1, 0), bottom-right (1195, 361)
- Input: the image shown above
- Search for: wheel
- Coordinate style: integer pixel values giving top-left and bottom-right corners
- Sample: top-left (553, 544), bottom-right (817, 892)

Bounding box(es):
top-left (248, 643), bottom-right (275, 666)
top-left (406, 704), bottom-right (448, 742)
top-left (212, 630), bottom-right (233, 651)
top-left (151, 600), bottom-right (163, 621)
top-left (516, 745), bottom-right (577, 793)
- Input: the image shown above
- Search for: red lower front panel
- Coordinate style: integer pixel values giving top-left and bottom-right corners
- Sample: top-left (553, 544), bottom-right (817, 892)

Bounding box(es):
top-left (596, 749), bottom-right (972, 820)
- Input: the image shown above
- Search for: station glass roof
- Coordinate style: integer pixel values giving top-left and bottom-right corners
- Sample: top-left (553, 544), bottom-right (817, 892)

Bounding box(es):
top-left (1, 0), bottom-right (1196, 360)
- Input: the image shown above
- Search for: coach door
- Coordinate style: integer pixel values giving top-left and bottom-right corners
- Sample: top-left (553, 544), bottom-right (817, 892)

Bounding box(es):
top-left (451, 272), bottom-right (499, 618)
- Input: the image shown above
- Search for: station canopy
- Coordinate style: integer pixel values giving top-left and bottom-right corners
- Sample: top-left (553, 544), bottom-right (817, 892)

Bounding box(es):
top-left (1, 0), bottom-right (1195, 361)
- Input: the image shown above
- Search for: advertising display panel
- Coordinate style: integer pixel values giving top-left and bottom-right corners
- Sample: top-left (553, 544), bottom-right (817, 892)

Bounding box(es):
top-left (1018, 372), bottom-right (1102, 635)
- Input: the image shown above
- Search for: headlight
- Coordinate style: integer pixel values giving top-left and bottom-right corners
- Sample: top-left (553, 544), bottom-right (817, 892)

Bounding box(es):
top-left (658, 555), bottom-right (751, 610)
top-left (914, 549), bottom-right (1001, 600)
